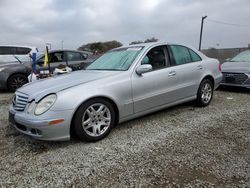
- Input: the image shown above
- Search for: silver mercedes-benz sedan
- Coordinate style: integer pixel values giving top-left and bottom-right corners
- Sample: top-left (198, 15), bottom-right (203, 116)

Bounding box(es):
top-left (9, 42), bottom-right (222, 142)
top-left (221, 50), bottom-right (250, 88)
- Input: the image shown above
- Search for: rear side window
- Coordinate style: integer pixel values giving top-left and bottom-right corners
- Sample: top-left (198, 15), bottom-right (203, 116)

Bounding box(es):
top-left (189, 49), bottom-right (201, 62)
top-left (16, 47), bottom-right (32, 55)
top-left (67, 52), bottom-right (85, 61)
top-left (0, 47), bottom-right (15, 54)
top-left (169, 45), bottom-right (192, 65)
top-left (0, 46), bottom-right (31, 55)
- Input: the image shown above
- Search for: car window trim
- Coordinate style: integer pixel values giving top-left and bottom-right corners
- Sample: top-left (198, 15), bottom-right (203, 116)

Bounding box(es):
top-left (188, 48), bottom-right (202, 62)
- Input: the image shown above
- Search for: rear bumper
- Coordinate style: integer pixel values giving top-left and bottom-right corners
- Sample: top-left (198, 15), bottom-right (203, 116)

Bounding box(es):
top-left (214, 74), bottom-right (223, 90)
top-left (9, 105), bottom-right (73, 141)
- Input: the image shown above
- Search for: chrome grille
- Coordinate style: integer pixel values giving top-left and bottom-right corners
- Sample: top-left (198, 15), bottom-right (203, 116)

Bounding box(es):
top-left (222, 72), bottom-right (248, 85)
top-left (13, 93), bottom-right (29, 111)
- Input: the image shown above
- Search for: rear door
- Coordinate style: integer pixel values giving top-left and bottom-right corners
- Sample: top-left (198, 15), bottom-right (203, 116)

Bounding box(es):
top-left (66, 51), bottom-right (88, 70)
top-left (167, 45), bottom-right (204, 99)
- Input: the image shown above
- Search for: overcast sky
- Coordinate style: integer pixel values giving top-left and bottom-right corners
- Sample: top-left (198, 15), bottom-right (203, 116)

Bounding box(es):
top-left (0, 0), bottom-right (250, 50)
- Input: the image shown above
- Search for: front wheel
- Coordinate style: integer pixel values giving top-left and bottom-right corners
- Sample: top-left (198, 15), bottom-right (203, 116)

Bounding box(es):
top-left (73, 98), bottom-right (116, 142)
top-left (7, 74), bottom-right (28, 92)
top-left (196, 79), bottom-right (213, 107)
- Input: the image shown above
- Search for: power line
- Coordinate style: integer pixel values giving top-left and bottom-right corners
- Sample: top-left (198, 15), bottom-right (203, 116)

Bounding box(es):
top-left (207, 19), bottom-right (250, 27)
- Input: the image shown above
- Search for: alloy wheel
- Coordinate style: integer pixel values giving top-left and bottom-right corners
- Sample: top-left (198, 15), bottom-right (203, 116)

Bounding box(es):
top-left (82, 103), bottom-right (111, 137)
top-left (201, 83), bottom-right (212, 104)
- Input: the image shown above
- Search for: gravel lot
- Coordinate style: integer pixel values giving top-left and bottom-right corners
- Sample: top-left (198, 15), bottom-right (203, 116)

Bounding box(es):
top-left (0, 88), bottom-right (249, 187)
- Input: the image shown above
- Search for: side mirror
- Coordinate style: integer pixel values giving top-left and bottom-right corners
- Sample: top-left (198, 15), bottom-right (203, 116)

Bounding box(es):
top-left (136, 64), bottom-right (152, 75)
top-left (225, 58), bottom-right (231, 62)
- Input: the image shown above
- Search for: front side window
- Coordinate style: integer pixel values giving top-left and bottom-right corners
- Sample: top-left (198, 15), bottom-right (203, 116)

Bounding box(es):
top-left (141, 46), bottom-right (168, 70)
top-left (86, 47), bottom-right (143, 71)
top-left (169, 45), bottom-right (192, 65)
top-left (50, 52), bottom-right (63, 63)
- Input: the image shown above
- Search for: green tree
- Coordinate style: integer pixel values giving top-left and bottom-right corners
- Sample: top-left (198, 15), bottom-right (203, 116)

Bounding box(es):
top-left (129, 40), bottom-right (144, 45)
top-left (129, 37), bottom-right (159, 45)
top-left (78, 40), bottom-right (122, 54)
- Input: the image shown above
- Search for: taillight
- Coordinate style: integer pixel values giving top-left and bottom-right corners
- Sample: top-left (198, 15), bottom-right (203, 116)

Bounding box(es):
top-left (218, 63), bottom-right (222, 72)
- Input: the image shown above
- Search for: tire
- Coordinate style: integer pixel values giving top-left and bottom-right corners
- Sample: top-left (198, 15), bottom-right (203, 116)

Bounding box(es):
top-left (196, 79), bottom-right (214, 107)
top-left (7, 74), bottom-right (28, 92)
top-left (73, 98), bottom-right (116, 142)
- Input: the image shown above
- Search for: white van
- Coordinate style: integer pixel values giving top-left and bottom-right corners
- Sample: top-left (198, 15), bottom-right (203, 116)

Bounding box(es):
top-left (0, 45), bottom-right (38, 62)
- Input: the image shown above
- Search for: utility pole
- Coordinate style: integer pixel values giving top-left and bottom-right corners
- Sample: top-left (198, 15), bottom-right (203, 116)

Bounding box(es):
top-left (61, 40), bottom-right (64, 49)
top-left (199, 16), bottom-right (207, 51)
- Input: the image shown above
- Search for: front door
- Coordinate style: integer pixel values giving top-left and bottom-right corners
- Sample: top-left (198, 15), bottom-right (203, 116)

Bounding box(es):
top-left (132, 45), bottom-right (180, 113)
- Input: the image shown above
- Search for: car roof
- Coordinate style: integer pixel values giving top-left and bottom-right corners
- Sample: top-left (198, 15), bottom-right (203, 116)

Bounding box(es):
top-left (47, 49), bottom-right (92, 54)
top-left (119, 42), bottom-right (207, 59)
top-left (0, 45), bottom-right (37, 48)
top-left (120, 41), bottom-right (195, 49)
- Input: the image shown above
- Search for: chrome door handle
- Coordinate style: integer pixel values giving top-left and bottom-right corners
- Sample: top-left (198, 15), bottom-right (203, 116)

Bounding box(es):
top-left (168, 71), bottom-right (176, 76)
top-left (197, 65), bottom-right (203, 70)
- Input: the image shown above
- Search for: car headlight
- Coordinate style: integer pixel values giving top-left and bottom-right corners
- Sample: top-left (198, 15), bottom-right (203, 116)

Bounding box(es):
top-left (34, 94), bottom-right (57, 115)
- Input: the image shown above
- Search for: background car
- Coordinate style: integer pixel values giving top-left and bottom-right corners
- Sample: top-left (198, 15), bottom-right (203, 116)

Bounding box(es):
top-left (35, 49), bottom-right (95, 72)
top-left (0, 49), bottom-right (95, 91)
top-left (9, 42), bottom-right (222, 142)
top-left (0, 45), bottom-right (38, 63)
top-left (221, 50), bottom-right (250, 88)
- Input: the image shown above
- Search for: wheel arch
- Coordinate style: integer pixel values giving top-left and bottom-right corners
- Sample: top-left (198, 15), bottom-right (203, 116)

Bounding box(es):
top-left (70, 96), bottom-right (120, 139)
top-left (201, 75), bottom-right (215, 88)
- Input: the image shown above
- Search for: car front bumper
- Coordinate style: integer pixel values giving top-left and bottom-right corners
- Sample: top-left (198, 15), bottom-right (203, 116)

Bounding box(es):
top-left (9, 105), bottom-right (73, 141)
top-left (220, 72), bottom-right (250, 88)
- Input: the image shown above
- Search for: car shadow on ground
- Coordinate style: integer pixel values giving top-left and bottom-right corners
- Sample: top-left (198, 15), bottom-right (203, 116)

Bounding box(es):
top-left (0, 89), bottom-right (13, 93)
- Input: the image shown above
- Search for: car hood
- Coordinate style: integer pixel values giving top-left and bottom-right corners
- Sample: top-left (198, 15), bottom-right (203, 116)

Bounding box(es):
top-left (222, 61), bottom-right (250, 73)
top-left (18, 70), bottom-right (121, 101)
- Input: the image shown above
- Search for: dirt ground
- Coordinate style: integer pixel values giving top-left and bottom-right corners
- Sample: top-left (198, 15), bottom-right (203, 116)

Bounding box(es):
top-left (0, 88), bottom-right (249, 187)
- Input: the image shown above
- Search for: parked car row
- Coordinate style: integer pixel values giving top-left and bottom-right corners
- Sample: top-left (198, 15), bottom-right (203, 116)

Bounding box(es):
top-left (9, 42), bottom-right (223, 142)
top-left (0, 45), bottom-right (38, 63)
top-left (0, 48), bottom-right (95, 91)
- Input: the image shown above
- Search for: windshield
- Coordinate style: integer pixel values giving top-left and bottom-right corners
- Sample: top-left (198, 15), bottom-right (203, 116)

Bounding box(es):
top-left (86, 47), bottom-right (143, 71)
top-left (231, 50), bottom-right (250, 62)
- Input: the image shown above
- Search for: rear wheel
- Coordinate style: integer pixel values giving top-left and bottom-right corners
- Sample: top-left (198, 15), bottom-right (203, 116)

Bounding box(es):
top-left (196, 79), bottom-right (213, 107)
top-left (73, 98), bottom-right (115, 142)
top-left (7, 74), bottom-right (28, 92)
